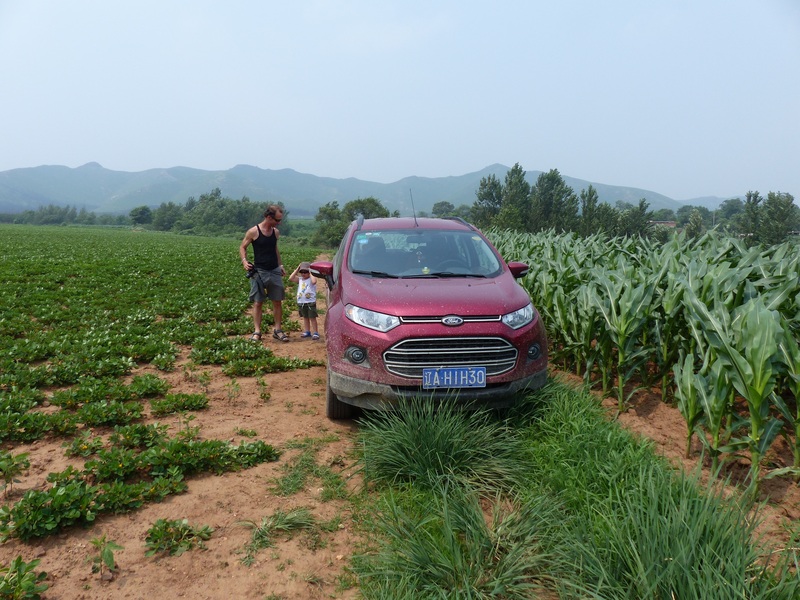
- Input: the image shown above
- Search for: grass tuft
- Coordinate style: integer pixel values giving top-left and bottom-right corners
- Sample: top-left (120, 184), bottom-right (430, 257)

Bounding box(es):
top-left (358, 397), bottom-right (527, 493)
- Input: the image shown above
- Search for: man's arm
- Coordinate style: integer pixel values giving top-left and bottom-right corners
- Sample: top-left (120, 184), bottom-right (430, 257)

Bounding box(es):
top-left (274, 229), bottom-right (285, 275)
top-left (240, 228), bottom-right (255, 269)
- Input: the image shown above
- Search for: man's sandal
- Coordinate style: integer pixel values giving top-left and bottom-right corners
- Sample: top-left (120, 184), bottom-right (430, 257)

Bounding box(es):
top-left (250, 332), bottom-right (262, 341)
top-left (273, 330), bottom-right (289, 342)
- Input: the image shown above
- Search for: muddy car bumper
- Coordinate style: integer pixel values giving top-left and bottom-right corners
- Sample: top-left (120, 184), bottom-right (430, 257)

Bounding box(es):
top-left (328, 368), bottom-right (548, 411)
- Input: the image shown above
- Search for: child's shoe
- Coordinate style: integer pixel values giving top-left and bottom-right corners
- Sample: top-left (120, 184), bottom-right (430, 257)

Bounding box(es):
top-left (300, 331), bottom-right (312, 339)
top-left (311, 332), bottom-right (320, 341)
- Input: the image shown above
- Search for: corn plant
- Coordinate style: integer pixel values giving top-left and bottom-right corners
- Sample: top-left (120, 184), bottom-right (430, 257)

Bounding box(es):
top-left (687, 294), bottom-right (785, 490)
top-left (648, 241), bottom-right (690, 401)
top-left (775, 326), bottom-right (800, 479)
top-left (673, 354), bottom-right (702, 459)
top-left (695, 359), bottom-right (736, 472)
top-left (590, 267), bottom-right (655, 411)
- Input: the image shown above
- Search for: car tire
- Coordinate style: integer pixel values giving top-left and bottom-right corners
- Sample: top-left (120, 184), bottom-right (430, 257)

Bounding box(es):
top-left (326, 371), bottom-right (354, 419)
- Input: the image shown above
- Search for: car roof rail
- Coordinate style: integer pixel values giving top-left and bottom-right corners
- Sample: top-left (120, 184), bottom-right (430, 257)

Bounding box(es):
top-left (444, 216), bottom-right (476, 231)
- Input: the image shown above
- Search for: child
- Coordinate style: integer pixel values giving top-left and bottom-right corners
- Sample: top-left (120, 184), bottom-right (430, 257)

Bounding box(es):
top-left (289, 262), bottom-right (320, 340)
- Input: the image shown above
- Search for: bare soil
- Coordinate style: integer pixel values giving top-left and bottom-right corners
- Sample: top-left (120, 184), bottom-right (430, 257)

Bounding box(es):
top-left (3, 304), bottom-right (799, 599)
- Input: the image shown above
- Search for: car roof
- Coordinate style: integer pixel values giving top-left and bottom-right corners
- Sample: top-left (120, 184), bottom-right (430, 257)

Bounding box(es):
top-left (355, 217), bottom-right (476, 233)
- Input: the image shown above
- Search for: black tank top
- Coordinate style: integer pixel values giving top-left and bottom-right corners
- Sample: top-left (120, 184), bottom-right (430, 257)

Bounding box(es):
top-left (252, 226), bottom-right (278, 269)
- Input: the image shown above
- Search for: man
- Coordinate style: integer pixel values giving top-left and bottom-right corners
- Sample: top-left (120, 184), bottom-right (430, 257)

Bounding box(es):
top-left (240, 204), bottom-right (288, 342)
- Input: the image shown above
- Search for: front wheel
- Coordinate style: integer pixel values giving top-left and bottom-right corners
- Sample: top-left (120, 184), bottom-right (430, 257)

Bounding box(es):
top-left (326, 371), bottom-right (354, 419)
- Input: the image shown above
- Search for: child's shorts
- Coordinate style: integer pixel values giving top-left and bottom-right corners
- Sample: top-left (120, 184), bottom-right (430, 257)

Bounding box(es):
top-left (298, 302), bottom-right (318, 318)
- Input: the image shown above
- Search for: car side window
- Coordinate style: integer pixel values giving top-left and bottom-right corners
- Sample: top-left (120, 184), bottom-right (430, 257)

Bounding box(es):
top-left (465, 235), bottom-right (502, 275)
top-left (332, 226), bottom-right (351, 281)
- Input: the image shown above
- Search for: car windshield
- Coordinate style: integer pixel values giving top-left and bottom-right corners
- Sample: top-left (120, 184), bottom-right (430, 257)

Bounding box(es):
top-left (348, 229), bottom-right (503, 278)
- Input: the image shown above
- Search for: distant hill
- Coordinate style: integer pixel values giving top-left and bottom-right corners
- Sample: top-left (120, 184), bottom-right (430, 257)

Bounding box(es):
top-left (0, 162), bottom-right (733, 216)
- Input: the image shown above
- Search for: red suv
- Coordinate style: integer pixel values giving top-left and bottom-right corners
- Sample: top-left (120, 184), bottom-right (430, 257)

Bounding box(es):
top-left (311, 216), bottom-right (548, 419)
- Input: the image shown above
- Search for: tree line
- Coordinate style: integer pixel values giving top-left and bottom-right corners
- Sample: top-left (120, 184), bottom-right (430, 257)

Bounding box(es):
top-left (0, 205), bottom-right (129, 227)
top-left (467, 163), bottom-right (798, 245)
top-left (128, 188), bottom-right (292, 237)
top-left (0, 189), bottom-right (290, 237)
top-left (311, 163), bottom-right (799, 247)
top-left (4, 165), bottom-right (796, 247)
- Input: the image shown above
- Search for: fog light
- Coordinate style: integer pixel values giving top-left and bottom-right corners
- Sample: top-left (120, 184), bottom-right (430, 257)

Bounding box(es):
top-left (527, 344), bottom-right (541, 360)
top-left (345, 346), bottom-right (367, 364)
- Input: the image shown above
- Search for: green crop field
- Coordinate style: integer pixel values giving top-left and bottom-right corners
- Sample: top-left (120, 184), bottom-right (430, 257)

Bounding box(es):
top-left (0, 225), bottom-right (322, 386)
top-left (490, 228), bottom-right (800, 491)
top-left (0, 226), bottom-right (323, 537)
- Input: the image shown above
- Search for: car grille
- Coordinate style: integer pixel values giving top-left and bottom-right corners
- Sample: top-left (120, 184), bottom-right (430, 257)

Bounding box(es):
top-left (384, 337), bottom-right (517, 378)
top-left (399, 315), bottom-right (501, 324)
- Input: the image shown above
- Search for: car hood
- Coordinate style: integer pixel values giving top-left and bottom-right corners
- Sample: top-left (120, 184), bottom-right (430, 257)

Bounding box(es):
top-left (341, 272), bottom-right (531, 316)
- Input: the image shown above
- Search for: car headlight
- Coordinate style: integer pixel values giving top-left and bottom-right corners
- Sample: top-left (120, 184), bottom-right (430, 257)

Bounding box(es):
top-left (345, 304), bottom-right (400, 332)
top-left (502, 303), bottom-right (534, 330)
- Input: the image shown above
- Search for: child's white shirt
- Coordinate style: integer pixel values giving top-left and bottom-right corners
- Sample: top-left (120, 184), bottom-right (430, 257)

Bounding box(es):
top-left (296, 276), bottom-right (317, 304)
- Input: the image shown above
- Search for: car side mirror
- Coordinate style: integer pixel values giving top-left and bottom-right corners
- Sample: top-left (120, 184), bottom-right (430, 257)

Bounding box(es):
top-left (310, 261), bottom-right (335, 287)
top-left (507, 261), bottom-right (529, 279)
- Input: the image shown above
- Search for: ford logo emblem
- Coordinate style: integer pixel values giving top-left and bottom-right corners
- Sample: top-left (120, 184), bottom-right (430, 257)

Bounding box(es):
top-left (442, 315), bottom-right (464, 327)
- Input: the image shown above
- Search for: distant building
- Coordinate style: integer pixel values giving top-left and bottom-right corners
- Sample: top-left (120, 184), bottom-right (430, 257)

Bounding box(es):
top-left (649, 220), bottom-right (677, 228)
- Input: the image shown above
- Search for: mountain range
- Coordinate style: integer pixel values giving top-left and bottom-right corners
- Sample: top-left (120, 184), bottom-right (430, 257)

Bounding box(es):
top-left (0, 162), bottom-right (731, 217)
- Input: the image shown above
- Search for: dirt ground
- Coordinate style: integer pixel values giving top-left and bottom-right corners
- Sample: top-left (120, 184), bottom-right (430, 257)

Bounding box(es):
top-left (3, 308), bottom-right (799, 599)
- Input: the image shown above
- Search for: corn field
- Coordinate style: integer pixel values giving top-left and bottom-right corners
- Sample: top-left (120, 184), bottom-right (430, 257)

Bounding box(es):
top-left (490, 228), bottom-right (800, 490)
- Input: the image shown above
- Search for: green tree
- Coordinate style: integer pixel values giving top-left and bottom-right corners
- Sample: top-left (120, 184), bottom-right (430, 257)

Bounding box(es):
top-left (313, 201), bottom-right (345, 247)
top-left (341, 197), bottom-right (392, 221)
top-left (651, 208), bottom-right (676, 222)
top-left (152, 202), bottom-right (184, 231)
top-left (76, 207), bottom-right (96, 225)
top-left (618, 199), bottom-right (653, 237)
top-left (694, 206), bottom-right (713, 227)
top-left (495, 163), bottom-right (531, 231)
top-left (675, 205), bottom-right (696, 227)
top-left (313, 197), bottom-right (392, 247)
top-left (431, 201), bottom-right (455, 218)
top-left (453, 204), bottom-right (472, 220)
top-left (594, 202), bottom-right (620, 236)
top-left (471, 174), bottom-right (503, 229)
top-left (735, 190), bottom-right (762, 244)
top-left (759, 191), bottom-right (798, 246)
top-left (529, 169), bottom-right (578, 233)
top-left (684, 208), bottom-right (705, 239)
top-left (578, 185), bottom-right (599, 236)
top-left (129, 205), bottom-right (153, 225)
top-left (718, 197), bottom-right (743, 222)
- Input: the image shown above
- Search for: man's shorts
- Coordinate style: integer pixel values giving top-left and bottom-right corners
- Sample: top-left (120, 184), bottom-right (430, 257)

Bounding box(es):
top-left (249, 267), bottom-right (285, 303)
top-left (298, 302), bottom-right (318, 318)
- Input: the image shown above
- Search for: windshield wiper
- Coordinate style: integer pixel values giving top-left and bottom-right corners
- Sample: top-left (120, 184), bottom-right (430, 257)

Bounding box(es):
top-left (429, 271), bottom-right (487, 278)
top-left (352, 269), bottom-right (399, 278)
top-left (401, 272), bottom-right (487, 279)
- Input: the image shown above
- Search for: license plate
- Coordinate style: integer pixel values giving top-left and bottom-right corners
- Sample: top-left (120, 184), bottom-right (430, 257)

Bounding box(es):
top-left (422, 367), bottom-right (487, 389)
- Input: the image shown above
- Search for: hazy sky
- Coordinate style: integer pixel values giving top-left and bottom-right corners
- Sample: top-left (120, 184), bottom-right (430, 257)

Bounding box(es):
top-left (1, 1), bottom-right (798, 200)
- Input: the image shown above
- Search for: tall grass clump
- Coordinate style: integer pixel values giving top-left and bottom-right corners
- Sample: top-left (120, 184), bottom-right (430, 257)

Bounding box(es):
top-left (357, 397), bottom-right (527, 493)
top-left (351, 382), bottom-right (798, 598)
top-left (574, 467), bottom-right (800, 599)
top-left (356, 482), bottom-right (569, 599)
top-left (523, 380), bottom-right (800, 599)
